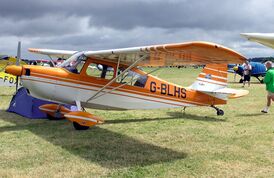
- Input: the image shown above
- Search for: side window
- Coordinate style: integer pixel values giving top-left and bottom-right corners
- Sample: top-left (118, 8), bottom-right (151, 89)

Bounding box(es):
top-left (86, 63), bottom-right (114, 80)
top-left (117, 68), bottom-right (148, 88)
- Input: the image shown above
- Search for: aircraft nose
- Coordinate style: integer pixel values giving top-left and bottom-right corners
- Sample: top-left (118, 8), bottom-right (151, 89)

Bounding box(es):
top-left (5, 65), bottom-right (23, 76)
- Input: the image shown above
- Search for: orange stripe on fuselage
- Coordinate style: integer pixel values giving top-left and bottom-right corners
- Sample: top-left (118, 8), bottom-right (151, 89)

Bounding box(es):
top-left (23, 77), bottom-right (197, 107)
top-left (22, 63), bottom-right (226, 106)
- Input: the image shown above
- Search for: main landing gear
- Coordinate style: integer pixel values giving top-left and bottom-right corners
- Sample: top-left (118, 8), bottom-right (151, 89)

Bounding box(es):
top-left (211, 105), bottom-right (224, 116)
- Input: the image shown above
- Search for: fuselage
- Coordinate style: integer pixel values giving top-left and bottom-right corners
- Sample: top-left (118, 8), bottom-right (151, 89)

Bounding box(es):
top-left (18, 57), bottom-right (226, 110)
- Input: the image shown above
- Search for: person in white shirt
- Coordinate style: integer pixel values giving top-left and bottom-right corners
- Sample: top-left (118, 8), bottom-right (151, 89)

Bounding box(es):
top-left (242, 61), bottom-right (252, 87)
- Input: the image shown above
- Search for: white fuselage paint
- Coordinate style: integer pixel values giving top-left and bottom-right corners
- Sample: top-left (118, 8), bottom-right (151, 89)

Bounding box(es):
top-left (21, 75), bottom-right (197, 110)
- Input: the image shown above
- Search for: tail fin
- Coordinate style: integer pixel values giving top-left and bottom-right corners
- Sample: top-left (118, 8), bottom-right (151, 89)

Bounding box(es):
top-left (190, 64), bottom-right (248, 100)
top-left (190, 64), bottom-right (228, 92)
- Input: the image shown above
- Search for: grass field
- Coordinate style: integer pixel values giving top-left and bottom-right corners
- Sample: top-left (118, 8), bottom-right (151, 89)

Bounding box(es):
top-left (0, 68), bottom-right (273, 177)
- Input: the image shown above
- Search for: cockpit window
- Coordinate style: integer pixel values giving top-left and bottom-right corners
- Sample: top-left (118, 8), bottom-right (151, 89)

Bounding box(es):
top-left (86, 63), bottom-right (114, 79)
top-left (117, 68), bottom-right (148, 88)
top-left (62, 53), bottom-right (86, 74)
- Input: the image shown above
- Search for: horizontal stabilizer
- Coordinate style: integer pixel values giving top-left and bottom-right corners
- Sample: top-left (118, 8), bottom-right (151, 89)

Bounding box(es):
top-left (197, 88), bottom-right (249, 99)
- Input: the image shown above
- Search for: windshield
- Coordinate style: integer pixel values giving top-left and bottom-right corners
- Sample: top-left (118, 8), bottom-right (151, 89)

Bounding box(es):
top-left (59, 52), bottom-right (85, 67)
top-left (59, 52), bottom-right (86, 74)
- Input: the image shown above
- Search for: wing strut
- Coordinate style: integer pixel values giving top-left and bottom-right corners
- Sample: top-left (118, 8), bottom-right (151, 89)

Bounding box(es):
top-left (47, 55), bottom-right (56, 67)
top-left (86, 54), bottom-right (148, 102)
top-left (115, 54), bottom-right (122, 77)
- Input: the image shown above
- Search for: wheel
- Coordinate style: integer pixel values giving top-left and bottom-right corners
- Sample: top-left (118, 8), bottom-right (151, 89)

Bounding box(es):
top-left (73, 122), bottom-right (90, 130)
top-left (217, 109), bottom-right (224, 116)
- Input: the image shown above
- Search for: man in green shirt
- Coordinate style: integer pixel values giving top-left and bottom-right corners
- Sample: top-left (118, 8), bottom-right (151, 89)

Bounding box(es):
top-left (261, 61), bottom-right (274, 113)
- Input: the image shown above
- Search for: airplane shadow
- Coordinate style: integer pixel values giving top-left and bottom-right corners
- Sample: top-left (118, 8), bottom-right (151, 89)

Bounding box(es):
top-left (105, 112), bottom-right (225, 124)
top-left (0, 110), bottom-right (186, 168)
top-left (167, 112), bottom-right (226, 122)
top-left (236, 113), bottom-right (266, 117)
top-left (229, 81), bottom-right (262, 85)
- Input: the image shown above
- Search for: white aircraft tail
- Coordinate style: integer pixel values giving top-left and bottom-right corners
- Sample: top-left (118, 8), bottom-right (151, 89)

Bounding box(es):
top-left (190, 64), bottom-right (248, 100)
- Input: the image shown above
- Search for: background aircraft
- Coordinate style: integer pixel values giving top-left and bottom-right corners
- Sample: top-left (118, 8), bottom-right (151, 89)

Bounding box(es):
top-left (241, 33), bottom-right (274, 50)
top-left (228, 62), bottom-right (266, 83)
top-left (0, 53), bottom-right (26, 87)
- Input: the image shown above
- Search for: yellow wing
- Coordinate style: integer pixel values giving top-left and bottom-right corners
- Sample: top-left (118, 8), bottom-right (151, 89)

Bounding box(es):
top-left (0, 56), bottom-right (26, 70)
top-left (0, 72), bottom-right (17, 87)
top-left (0, 56), bottom-right (26, 87)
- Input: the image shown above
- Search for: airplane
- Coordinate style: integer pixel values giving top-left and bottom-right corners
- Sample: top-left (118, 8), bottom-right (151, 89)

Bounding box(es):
top-left (241, 33), bottom-right (274, 66)
top-left (228, 62), bottom-right (267, 83)
top-left (241, 33), bottom-right (274, 49)
top-left (5, 41), bottom-right (249, 130)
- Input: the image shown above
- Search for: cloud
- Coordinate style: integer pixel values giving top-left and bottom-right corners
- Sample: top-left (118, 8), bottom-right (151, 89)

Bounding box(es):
top-left (1, 0), bottom-right (274, 58)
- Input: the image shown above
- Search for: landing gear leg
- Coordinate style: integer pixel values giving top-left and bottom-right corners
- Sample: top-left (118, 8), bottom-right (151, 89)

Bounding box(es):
top-left (75, 101), bottom-right (82, 111)
top-left (211, 105), bottom-right (224, 116)
top-left (47, 104), bottom-right (64, 120)
top-left (256, 77), bottom-right (264, 84)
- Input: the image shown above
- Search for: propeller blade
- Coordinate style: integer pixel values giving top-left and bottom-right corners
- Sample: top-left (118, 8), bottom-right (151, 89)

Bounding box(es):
top-left (15, 41), bottom-right (21, 91)
top-left (16, 41), bottom-right (21, 66)
top-left (15, 76), bottom-right (19, 91)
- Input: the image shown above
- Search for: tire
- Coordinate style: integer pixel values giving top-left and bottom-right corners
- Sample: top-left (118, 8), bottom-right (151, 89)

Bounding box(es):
top-left (217, 109), bottom-right (224, 116)
top-left (73, 122), bottom-right (90, 130)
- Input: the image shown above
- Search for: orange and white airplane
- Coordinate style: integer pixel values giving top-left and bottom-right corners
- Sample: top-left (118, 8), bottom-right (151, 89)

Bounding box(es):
top-left (5, 41), bottom-right (248, 130)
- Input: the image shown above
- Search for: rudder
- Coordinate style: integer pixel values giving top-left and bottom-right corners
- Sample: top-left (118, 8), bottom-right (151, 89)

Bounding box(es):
top-left (190, 64), bottom-right (228, 92)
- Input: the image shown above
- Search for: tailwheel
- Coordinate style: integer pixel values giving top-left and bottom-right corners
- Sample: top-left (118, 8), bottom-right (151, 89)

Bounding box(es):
top-left (211, 105), bottom-right (224, 116)
top-left (73, 122), bottom-right (90, 130)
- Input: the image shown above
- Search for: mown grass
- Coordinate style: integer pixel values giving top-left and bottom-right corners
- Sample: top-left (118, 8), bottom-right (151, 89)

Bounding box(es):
top-left (0, 67), bottom-right (273, 177)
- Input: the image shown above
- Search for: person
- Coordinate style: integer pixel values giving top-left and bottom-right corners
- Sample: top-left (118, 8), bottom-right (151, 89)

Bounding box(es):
top-left (261, 61), bottom-right (274, 113)
top-left (242, 61), bottom-right (252, 87)
top-left (233, 64), bottom-right (239, 82)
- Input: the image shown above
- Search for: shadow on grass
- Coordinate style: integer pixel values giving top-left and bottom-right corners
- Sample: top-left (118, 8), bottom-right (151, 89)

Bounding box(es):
top-left (167, 112), bottom-right (226, 122)
top-left (0, 110), bottom-right (186, 168)
top-left (105, 112), bottom-right (225, 124)
top-left (236, 113), bottom-right (267, 117)
top-left (229, 81), bottom-right (262, 84)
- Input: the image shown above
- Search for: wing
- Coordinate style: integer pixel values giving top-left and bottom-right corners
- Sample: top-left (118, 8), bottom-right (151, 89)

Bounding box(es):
top-left (29, 41), bottom-right (246, 66)
top-left (241, 33), bottom-right (274, 49)
top-left (28, 48), bottom-right (77, 59)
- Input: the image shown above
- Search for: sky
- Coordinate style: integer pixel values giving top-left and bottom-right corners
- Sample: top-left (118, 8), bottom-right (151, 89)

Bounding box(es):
top-left (1, 0), bottom-right (274, 59)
